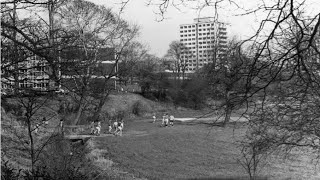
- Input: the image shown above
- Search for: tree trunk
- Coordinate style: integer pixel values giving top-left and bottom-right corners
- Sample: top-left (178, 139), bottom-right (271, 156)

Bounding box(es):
top-left (223, 91), bottom-right (232, 126)
top-left (13, 0), bottom-right (19, 94)
top-left (26, 113), bottom-right (35, 179)
top-left (223, 105), bottom-right (232, 126)
top-left (92, 94), bottom-right (108, 122)
top-left (73, 93), bottom-right (87, 125)
top-left (73, 103), bottom-right (85, 125)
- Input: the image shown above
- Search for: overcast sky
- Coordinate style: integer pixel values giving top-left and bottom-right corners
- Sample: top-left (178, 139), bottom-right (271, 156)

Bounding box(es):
top-left (89, 0), bottom-right (320, 57)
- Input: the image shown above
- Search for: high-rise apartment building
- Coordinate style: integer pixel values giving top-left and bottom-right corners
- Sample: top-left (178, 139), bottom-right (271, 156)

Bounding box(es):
top-left (179, 17), bottom-right (228, 73)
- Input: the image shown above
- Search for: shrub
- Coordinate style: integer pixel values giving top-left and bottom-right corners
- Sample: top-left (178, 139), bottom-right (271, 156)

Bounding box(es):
top-left (131, 100), bottom-right (151, 116)
top-left (38, 135), bottom-right (91, 180)
top-left (1, 160), bottom-right (21, 180)
top-left (132, 101), bottom-right (142, 116)
top-left (116, 110), bottom-right (125, 121)
top-left (1, 99), bottom-right (23, 117)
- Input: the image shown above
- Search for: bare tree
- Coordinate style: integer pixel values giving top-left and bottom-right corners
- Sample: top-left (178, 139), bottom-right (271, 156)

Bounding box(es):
top-left (117, 41), bottom-right (149, 86)
top-left (1, 94), bottom-right (62, 178)
top-left (165, 40), bottom-right (190, 80)
top-left (57, 0), bottom-right (140, 124)
top-left (1, 0), bottom-right (68, 86)
top-left (237, 3), bottom-right (320, 159)
top-left (200, 37), bottom-right (251, 126)
top-left (133, 0), bottom-right (320, 144)
top-left (118, 0), bottom-right (320, 176)
top-left (136, 54), bottom-right (164, 95)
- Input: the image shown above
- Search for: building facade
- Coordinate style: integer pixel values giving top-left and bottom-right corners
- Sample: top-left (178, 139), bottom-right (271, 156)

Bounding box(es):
top-left (1, 55), bottom-right (54, 94)
top-left (1, 47), bottom-right (116, 95)
top-left (179, 17), bottom-right (228, 73)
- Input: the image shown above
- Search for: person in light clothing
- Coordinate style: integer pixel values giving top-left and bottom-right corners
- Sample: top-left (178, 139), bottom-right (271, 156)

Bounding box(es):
top-left (95, 122), bottom-right (101, 136)
top-left (169, 115), bottom-right (174, 126)
top-left (162, 113), bottom-right (169, 127)
top-left (108, 120), bottom-right (112, 133)
top-left (114, 120), bottom-right (124, 136)
top-left (152, 113), bottom-right (156, 123)
top-left (34, 123), bottom-right (40, 134)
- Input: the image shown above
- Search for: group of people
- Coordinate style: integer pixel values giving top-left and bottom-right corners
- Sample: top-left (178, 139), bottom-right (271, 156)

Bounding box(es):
top-left (90, 120), bottom-right (124, 136)
top-left (90, 121), bottom-right (101, 136)
top-left (152, 113), bottom-right (175, 127)
top-left (111, 120), bottom-right (124, 136)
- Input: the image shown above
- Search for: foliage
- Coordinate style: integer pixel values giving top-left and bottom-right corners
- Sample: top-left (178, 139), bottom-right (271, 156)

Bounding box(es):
top-left (37, 135), bottom-right (91, 180)
top-left (132, 101), bottom-right (145, 116)
top-left (166, 77), bottom-right (208, 109)
top-left (1, 98), bottom-right (24, 117)
top-left (1, 160), bottom-right (21, 180)
top-left (1, 136), bottom-right (93, 180)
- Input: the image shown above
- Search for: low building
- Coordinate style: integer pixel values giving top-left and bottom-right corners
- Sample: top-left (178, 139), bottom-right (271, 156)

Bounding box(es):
top-left (1, 54), bottom-right (54, 95)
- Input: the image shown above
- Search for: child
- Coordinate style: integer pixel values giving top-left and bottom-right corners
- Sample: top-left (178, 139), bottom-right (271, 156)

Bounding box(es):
top-left (152, 113), bottom-right (156, 123)
top-left (34, 123), bottom-right (40, 134)
top-left (96, 122), bottom-right (101, 136)
top-left (163, 113), bottom-right (169, 127)
top-left (162, 114), bottom-right (165, 125)
top-left (108, 120), bottom-right (112, 133)
top-left (90, 121), bottom-right (95, 135)
top-left (169, 115), bottom-right (174, 126)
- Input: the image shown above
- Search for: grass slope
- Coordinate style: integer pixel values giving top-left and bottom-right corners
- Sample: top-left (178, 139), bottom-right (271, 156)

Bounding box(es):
top-left (93, 119), bottom-right (320, 180)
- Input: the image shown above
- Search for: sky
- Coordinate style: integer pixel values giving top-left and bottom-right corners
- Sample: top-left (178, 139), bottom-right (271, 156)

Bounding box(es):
top-left (89, 0), bottom-right (320, 57)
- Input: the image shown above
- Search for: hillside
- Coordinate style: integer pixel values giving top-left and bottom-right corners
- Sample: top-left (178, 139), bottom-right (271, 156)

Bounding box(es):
top-left (2, 93), bottom-right (320, 179)
top-left (0, 93), bottom-right (186, 175)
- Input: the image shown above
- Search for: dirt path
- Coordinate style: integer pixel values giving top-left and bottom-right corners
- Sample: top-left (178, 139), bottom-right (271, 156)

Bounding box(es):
top-left (174, 116), bottom-right (248, 122)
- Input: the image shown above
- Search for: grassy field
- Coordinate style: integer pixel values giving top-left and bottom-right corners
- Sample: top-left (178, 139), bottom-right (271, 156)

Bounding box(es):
top-left (92, 118), bottom-right (320, 180)
top-left (2, 93), bottom-right (319, 179)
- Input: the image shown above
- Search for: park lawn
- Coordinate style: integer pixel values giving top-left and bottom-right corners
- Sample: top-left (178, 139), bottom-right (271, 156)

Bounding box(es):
top-left (94, 119), bottom-right (320, 180)
top-left (95, 119), bottom-right (252, 179)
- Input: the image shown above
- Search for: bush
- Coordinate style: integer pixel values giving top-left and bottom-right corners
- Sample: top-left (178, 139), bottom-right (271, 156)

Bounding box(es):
top-left (1, 160), bottom-right (21, 180)
top-left (1, 99), bottom-right (23, 117)
top-left (131, 100), bottom-right (151, 116)
top-left (132, 101), bottom-right (143, 116)
top-left (116, 110), bottom-right (125, 120)
top-left (57, 100), bottom-right (78, 115)
top-left (22, 167), bottom-right (53, 180)
top-left (161, 78), bottom-right (207, 109)
top-left (38, 135), bottom-right (91, 180)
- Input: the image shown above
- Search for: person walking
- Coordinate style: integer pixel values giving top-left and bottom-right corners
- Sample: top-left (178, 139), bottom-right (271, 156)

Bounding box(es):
top-left (162, 114), bottom-right (165, 126)
top-left (163, 113), bottom-right (169, 127)
top-left (90, 121), bottom-right (95, 135)
top-left (169, 115), bottom-right (175, 126)
top-left (108, 120), bottom-right (112, 133)
top-left (34, 123), bottom-right (40, 134)
top-left (152, 113), bottom-right (156, 123)
top-left (60, 118), bottom-right (64, 135)
top-left (96, 122), bottom-right (101, 136)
